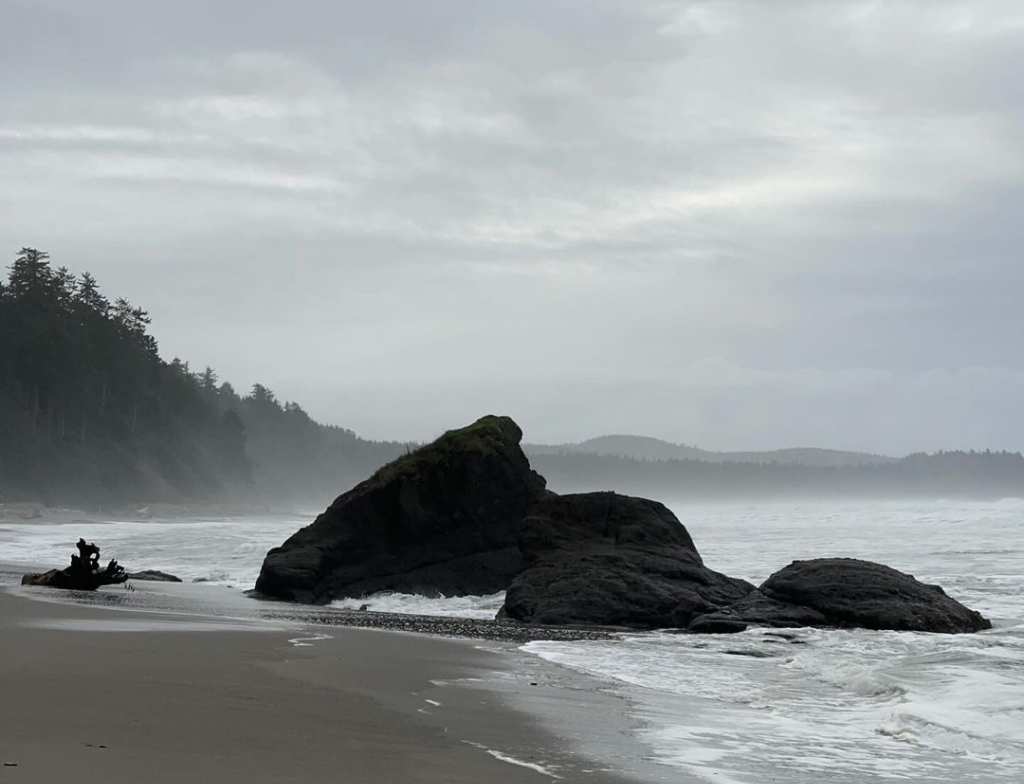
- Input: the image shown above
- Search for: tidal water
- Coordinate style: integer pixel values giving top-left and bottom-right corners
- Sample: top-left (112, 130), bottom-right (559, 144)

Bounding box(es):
top-left (2, 499), bottom-right (1021, 782)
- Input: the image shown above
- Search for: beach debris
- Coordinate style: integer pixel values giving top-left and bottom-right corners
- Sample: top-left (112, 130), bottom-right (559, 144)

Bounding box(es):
top-left (21, 538), bottom-right (129, 591)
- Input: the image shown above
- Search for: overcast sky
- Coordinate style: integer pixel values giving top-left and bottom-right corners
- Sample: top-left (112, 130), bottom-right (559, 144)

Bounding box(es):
top-left (3, 0), bottom-right (1022, 454)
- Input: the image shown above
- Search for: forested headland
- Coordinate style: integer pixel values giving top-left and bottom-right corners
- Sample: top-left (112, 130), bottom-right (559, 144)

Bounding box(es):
top-left (3, 247), bottom-right (1023, 508)
top-left (0, 248), bottom-right (406, 507)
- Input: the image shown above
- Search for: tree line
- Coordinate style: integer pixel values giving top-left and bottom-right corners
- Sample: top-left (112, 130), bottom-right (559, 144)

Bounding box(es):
top-left (0, 248), bottom-right (406, 506)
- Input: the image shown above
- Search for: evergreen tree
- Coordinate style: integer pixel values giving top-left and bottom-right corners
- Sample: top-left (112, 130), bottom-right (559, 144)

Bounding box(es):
top-left (0, 248), bottom-right (252, 503)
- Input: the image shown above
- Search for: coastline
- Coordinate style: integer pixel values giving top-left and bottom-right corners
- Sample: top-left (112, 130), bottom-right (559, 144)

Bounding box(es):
top-left (0, 580), bottom-right (675, 783)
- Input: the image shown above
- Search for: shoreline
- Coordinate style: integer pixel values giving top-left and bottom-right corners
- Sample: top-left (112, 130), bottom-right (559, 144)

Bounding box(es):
top-left (0, 582), bottom-right (676, 783)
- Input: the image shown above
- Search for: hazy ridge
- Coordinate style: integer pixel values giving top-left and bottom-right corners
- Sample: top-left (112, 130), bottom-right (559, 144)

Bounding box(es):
top-left (526, 435), bottom-right (895, 468)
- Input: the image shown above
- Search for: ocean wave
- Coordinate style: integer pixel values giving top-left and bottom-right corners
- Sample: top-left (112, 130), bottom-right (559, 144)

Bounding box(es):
top-left (330, 591), bottom-right (506, 620)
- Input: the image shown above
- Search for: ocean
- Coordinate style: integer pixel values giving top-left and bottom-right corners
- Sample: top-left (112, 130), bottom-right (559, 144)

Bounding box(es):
top-left (2, 499), bottom-right (1021, 782)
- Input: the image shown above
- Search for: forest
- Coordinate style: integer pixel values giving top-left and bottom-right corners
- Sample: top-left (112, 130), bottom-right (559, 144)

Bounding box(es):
top-left (0, 248), bottom-right (405, 506)
top-left (3, 247), bottom-right (1023, 507)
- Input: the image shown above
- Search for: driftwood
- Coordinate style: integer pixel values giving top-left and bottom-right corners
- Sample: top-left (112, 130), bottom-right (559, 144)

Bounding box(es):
top-left (21, 538), bottom-right (129, 590)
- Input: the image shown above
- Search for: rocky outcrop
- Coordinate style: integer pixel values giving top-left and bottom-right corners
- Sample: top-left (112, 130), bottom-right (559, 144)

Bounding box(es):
top-left (254, 415), bottom-right (547, 604)
top-left (501, 492), bottom-right (754, 628)
top-left (253, 414), bottom-right (990, 635)
top-left (688, 558), bottom-right (991, 634)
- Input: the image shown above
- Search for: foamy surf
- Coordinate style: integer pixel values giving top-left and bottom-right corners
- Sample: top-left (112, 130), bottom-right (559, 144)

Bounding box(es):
top-left (464, 742), bottom-right (562, 779)
top-left (331, 591), bottom-right (506, 620)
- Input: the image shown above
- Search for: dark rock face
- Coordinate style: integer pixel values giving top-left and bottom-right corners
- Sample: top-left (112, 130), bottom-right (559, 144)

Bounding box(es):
top-left (501, 492), bottom-right (754, 628)
top-left (689, 558), bottom-right (991, 634)
top-left (254, 415), bottom-right (547, 604)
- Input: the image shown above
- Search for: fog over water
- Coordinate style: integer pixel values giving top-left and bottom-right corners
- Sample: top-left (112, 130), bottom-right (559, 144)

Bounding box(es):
top-left (3, 1), bottom-right (1023, 454)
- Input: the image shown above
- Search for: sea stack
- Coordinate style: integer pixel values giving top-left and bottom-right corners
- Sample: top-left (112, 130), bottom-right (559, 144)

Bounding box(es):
top-left (500, 492), bottom-right (753, 628)
top-left (255, 415), bottom-right (546, 604)
top-left (255, 414), bottom-right (991, 635)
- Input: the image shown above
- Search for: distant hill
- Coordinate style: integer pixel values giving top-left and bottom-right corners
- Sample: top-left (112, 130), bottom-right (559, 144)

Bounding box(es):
top-left (529, 449), bottom-right (1024, 501)
top-left (526, 434), bottom-right (895, 468)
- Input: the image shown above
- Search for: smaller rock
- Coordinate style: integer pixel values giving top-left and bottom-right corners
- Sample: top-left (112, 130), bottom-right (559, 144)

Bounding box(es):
top-left (502, 492), bottom-right (753, 629)
top-left (125, 570), bottom-right (182, 582)
top-left (689, 558), bottom-right (991, 634)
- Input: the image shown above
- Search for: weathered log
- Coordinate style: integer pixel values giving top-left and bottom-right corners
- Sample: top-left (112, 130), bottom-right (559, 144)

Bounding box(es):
top-left (21, 539), bottom-right (128, 590)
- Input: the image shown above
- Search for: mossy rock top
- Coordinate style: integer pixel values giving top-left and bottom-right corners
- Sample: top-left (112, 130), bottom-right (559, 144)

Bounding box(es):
top-left (370, 415), bottom-right (525, 486)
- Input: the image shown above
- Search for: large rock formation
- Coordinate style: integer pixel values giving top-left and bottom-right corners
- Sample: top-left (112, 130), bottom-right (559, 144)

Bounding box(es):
top-left (688, 558), bottom-right (991, 634)
top-left (500, 492), bottom-right (754, 628)
top-left (255, 415), bottom-right (547, 604)
top-left (254, 414), bottom-right (990, 635)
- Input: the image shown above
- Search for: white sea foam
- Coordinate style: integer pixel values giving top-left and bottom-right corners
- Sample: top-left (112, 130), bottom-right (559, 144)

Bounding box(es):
top-left (330, 591), bottom-right (505, 620)
top-left (288, 632), bottom-right (333, 647)
top-left (464, 742), bottom-right (562, 778)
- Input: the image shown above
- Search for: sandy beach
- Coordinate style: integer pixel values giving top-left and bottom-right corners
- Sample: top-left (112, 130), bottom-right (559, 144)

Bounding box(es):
top-left (0, 578), bottom-right (663, 784)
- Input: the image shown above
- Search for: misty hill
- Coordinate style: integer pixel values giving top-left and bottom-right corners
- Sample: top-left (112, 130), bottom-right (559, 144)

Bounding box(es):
top-left (531, 450), bottom-right (1024, 501)
top-left (526, 435), bottom-right (894, 467)
top-left (216, 382), bottom-right (411, 507)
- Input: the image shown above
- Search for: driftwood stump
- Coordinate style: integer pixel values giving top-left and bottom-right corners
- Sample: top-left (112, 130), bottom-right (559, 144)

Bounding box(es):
top-left (21, 539), bottom-right (129, 590)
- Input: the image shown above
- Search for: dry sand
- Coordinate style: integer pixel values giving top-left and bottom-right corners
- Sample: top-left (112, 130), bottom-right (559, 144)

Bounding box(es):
top-left (0, 586), bottom-right (662, 783)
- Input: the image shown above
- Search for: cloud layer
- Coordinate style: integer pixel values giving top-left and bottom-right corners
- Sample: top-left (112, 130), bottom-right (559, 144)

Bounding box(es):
top-left (3, 0), bottom-right (1021, 453)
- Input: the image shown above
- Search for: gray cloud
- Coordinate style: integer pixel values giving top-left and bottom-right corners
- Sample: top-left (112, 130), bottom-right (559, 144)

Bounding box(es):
top-left (2, 0), bottom-right (1022, 453)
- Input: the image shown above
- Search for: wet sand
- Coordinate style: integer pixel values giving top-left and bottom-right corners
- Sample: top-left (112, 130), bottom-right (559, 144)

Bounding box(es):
top-left (0, 584), bottom-right (667, 783)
